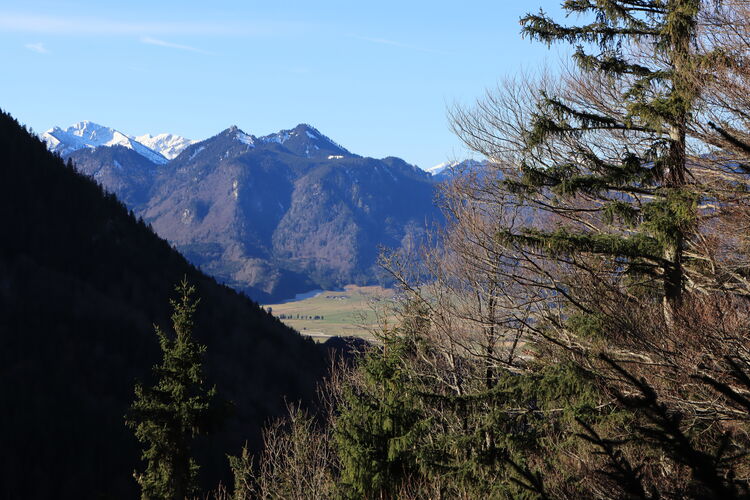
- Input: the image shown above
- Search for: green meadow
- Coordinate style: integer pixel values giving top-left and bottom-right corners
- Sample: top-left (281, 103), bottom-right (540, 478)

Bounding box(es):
top-left (264, 285), bottom-right (396, 341)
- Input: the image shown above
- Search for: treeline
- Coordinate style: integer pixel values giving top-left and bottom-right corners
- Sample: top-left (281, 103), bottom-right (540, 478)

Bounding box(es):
top-left (222, 2), bottom-right (750, 499)
top-left (277, 313), bottom-right (325, 320)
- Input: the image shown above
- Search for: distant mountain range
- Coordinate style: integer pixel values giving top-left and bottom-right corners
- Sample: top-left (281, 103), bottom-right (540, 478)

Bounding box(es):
top-left (43, 121), bottom-right (449, 302)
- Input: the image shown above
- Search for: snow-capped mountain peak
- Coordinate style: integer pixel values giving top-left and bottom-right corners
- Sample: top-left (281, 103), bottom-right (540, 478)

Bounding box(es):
top-left (426, 161), bottom-right (457, 176)
top-left (134, 133), bottom-right (197, 160)
top-left (258, 124), bottom-right (350, 157)
top-left (42, 121), bottom-right (168, 165)
top-left (426, 159), bottom-right (489, 181)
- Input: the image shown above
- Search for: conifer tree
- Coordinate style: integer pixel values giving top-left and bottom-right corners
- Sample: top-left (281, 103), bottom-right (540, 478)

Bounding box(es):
top-left (455, 1), bottom-right (707, 323)
top-left (126, 279), bottom-right (217, 500)
top-left (334, 334), bottom-right (423, 499)
top-left (527, 0), bottom-right (702, 320)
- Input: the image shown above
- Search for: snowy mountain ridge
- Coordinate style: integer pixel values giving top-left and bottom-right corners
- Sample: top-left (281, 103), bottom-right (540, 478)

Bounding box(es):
top-left (42, 121), bottom-right (169, 165)
top-left (133, 132), bottom-right (196, 160)
top-left (426, 161), bottom-right (458, 176)
top-left (43, 120), bottom-right (469, 174)
top-left (426, 159), bottom-right (489, 180)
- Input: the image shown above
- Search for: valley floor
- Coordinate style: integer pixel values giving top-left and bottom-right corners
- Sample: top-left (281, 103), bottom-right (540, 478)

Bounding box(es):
top-left (263, 285), bottom-right (396, 341)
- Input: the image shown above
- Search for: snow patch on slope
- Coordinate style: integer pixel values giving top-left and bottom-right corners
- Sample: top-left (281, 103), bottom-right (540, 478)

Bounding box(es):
top-left (259, 130), bottom-right (292, 145)
top-left (234, 130), bottom-right (255, 146)
top-left (187, 146), bottom-right (205, 161)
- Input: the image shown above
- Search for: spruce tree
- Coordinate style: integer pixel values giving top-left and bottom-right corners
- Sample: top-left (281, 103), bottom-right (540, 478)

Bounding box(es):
top-left (126, 279), bottom-right (217, 500)
top-left (498, 0), bottom-right (705, 321)
top-left (334, 334), bottom-right (424, 499)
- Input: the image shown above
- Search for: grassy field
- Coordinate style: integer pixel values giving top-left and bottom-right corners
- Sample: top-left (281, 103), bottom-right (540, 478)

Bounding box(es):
top-left (263, 285), bottom-right (396, 341)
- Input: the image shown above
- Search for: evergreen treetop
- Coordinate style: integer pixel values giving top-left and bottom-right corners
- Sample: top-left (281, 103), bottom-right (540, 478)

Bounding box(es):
top-left (126, 279), bottom-right (217, 500)
top-left (488, 0), bottom-right (711, 319)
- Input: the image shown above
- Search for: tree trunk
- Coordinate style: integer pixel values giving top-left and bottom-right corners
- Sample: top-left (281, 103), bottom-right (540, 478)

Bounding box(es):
top-left (663, 236), bottom-right (683, 327)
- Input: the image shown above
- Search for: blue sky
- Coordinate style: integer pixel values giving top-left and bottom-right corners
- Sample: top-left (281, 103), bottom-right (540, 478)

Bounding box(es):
top-left (1, 1), bottom-right (567, 169)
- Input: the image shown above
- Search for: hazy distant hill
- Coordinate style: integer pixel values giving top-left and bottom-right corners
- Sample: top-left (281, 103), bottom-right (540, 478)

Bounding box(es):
top-left (1, 110), bottom-right (327, 499)
top-left (56, 122), bottom-right (442, 302)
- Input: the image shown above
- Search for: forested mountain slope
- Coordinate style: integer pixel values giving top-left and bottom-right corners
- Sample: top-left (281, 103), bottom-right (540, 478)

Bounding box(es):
top-left (62, 123), bottom-right (441, 302)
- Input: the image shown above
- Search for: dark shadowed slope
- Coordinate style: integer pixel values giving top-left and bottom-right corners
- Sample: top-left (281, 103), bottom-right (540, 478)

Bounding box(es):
top-left (0, 110), bottom-right (327, 500)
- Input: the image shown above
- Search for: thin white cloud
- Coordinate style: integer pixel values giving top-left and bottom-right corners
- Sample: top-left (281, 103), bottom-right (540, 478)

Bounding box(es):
top-left (354, 36), bottom-right (452, 56)
top-left (0, 13), bottom-right (285, 37)
top-left (24, 42), bottom-right (49, 54)
top-left (140, 36), bottom-right (213, 55)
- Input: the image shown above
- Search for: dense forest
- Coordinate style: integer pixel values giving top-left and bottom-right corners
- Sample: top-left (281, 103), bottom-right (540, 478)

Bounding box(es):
top-left (0, 109), bottom-right (329, 499)
top-left (227, 1), bottom-right (750, 499)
